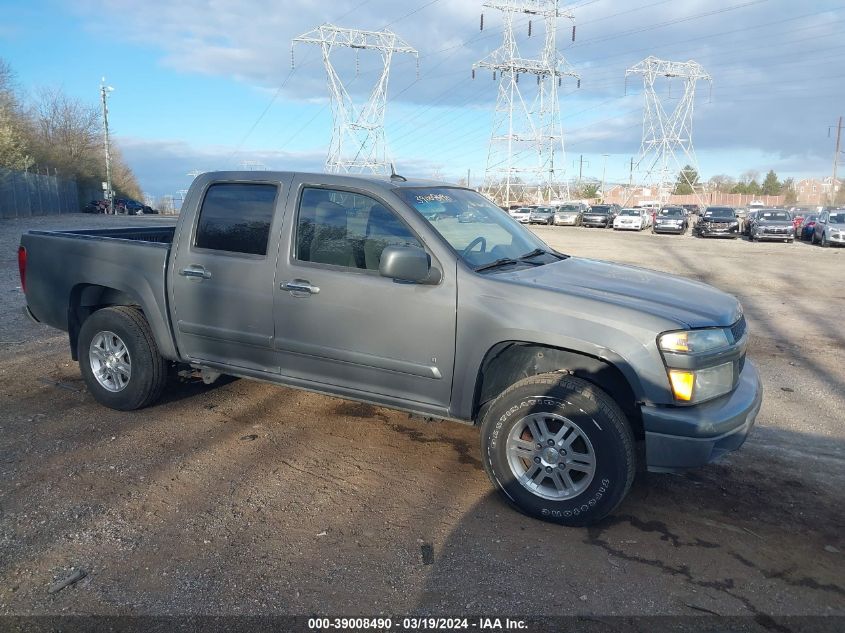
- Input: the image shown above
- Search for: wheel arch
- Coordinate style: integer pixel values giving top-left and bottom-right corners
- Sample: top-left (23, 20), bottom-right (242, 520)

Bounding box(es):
top-left (472, 341), bottom-right (644, 439)
top-left (68, 284), bottom-right (150, 361)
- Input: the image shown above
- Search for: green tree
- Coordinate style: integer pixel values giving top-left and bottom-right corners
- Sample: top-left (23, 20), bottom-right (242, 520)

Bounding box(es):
top-left (673, 164), bottom-right (699, 195)
top-left (731, 182), bottom-right (748, 195)
top-left (761, 170), bottom-right (781, 196)
top-left (746, 180), bottom-right (762, 195)
top-left (782, 178), bottom-right (797, 205)
top-left (578, 182), bottom-right (600, 198)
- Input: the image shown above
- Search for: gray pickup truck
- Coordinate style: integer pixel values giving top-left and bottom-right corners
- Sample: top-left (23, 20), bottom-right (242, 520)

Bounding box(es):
top-left (19, 171), bottom-right (762, 526)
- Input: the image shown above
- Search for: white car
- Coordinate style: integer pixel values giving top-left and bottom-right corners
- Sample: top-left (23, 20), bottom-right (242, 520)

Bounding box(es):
top-left (613, 208), bottom-right (647, 231)
top-left (509, 207), bottom-right (533, 223)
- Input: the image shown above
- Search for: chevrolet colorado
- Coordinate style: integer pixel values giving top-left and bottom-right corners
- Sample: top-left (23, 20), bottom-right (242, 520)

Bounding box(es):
top-left (19, 171), bottom-right (762, 526)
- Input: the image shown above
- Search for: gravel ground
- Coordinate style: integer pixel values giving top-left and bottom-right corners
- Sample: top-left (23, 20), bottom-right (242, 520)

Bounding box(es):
top-left (0, 215), bottom-right (843, 627)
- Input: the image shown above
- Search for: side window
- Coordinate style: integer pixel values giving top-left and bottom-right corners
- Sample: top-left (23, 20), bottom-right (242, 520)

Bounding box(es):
top-left (195, 183), bottom-right (277, 255)
top-left (296, 187), bottom-right (422, 271)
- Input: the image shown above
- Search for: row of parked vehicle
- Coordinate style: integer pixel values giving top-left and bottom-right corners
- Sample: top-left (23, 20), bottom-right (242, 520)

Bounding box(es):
top-left (507, 201), bottom-right (845, 246)
top-left (507, 203), bottom-right (694, 233)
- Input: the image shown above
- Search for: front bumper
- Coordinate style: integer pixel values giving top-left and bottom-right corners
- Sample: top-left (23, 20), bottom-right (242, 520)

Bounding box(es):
top-left (825, 232), bottom-right (845, 245)
top-left (582, 217), bottom-right (609, 227)
top-left (641, 360), bottom-right (762, 471)
top-left (554, 216), bottom-right (579, 225)
top-left (654, 224), bottom-right (685, 233)
top-left (754, 228), bottom-right (794, 240)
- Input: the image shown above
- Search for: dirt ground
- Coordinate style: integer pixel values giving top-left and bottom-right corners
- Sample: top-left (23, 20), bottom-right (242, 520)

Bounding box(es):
top-left (1, 215), bottom-right (843, 629)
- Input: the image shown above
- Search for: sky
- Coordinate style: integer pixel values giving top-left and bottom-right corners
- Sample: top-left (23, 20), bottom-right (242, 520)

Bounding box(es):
top-left (1, 0), bottom-right (843, 198)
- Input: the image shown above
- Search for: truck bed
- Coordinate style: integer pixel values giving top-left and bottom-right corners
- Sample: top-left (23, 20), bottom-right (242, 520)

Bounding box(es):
top-left (20, 225), bottom-right (179, 359)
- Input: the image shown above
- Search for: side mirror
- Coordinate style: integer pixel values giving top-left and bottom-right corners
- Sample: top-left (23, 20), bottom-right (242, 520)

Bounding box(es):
top-left (379, 246), bottom-right (437, 283)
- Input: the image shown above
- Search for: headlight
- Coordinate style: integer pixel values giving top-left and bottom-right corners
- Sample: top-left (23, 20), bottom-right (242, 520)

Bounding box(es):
top-left (658, 328), bottom-right (730, 353)
top-left (668, 362), bottom-right (734, 403)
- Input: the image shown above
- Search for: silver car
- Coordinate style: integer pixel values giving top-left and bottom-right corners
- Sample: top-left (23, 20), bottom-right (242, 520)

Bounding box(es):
top-left (750, 209), bottom-right (794, 243)
top-left (812, 209), bottom-right (845, 247)
top-left (529, 206), bottom-right (555, 225)
top-left (553, 203), bottom-right (587, 226)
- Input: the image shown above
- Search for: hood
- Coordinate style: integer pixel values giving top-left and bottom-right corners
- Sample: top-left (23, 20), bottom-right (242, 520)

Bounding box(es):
top-left (756, 218), bottom-right (793, 226)
top-left (498, 257), bottom-right (742, 329)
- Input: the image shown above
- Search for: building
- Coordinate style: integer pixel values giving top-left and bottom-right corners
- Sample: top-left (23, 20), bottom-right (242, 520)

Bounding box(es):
top-left (796, 177), bottom-right (842, 205)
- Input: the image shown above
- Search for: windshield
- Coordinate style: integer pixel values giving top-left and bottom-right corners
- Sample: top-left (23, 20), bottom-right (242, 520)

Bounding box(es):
top-left (760, 211), bottom-right (791, 221)
top-left (704, 208), bottom-right (735, 219)
top-left (830, 212), bottom-right (845, 224)
top-left (589, 206), bottom-right (610, 214)
top-left (659, 208), bottom-right (684, 217)
top-left (533, 207), bottom-right (553, 213)
top-left (557, 205), bottom-right (580, 212)
top-left (620, 209), bottom-right (640, 217)
top-left (396, 188), bottom-right (551, 268)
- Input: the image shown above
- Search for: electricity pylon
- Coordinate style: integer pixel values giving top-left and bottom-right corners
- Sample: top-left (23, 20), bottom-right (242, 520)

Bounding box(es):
top-left (626, 56), bottom-right (712, 205)
top-left (292, 24), bottom-right (418, 175)
top-left (474, 1), bottom-right (579, 207)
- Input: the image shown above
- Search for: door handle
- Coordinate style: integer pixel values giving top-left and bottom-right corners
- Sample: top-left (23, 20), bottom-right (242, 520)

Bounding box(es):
top-left (180, 266), bottom-right (212, 280)
top-left (280, 280), bottom-right (320, 295)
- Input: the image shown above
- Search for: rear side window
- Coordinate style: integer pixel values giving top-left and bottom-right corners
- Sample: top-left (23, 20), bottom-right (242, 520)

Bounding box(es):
top-left (195, 183), bottom-right (278, 255)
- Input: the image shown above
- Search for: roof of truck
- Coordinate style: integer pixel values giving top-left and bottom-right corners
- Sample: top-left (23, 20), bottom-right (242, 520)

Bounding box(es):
top-left (196, 170), bottom-right (451, 190)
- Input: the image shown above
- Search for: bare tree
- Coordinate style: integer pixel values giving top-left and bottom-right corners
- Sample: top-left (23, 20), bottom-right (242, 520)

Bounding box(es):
top-left (28, 87), bottom-right (102, 180)
top-left (0, 58), bottom-right (33, 170)
top-left (708, 174), bottom-right (735, 193)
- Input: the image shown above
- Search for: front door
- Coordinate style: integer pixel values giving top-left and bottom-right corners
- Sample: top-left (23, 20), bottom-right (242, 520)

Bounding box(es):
top-left (272, 184), bottom-right (457, 409)
top-left (170, 177), bottom-right (290, 372)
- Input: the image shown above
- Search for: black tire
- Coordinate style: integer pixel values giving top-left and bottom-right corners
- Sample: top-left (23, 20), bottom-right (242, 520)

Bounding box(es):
top-left (480, 373), bottom-right (635, 527)
top-left (77, 306), bottom-right (167, 411)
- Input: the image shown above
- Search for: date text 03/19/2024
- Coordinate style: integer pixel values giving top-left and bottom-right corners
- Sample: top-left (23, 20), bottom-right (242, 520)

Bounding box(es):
top-left (307, 617), bottom-right (528, 630)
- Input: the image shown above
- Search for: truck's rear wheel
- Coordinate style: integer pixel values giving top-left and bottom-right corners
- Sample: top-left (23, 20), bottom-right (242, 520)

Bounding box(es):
top-left (78, 306), bottom-right (167, 410)
top-left (480, 373), bottom-right (635, 527)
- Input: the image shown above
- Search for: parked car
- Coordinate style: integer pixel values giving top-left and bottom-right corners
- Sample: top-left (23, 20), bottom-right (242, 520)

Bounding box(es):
top-left (750, 209), bottom-right (794, 243)
top-left (510, 207), bottom-right (532, 224)
top-left (613, 208), bottom-right (647, 231)
top-left (694, 207), bottom-right (740, 238)
top-left (18, 170), bottom-right (762, 527)
top-left (552, 203), bottom-right (587, 226)
top-left (529, 206), bottom-right (556, 225)
top-left (652, 207), bottom-right (688, 235)
top-left (581, 204), bottom-right (617, 228)
top-left (82, 200), bottom-right (109, 214)
top-left (812, 209), bottom-right (845, 247)
top-left (798, 214), bottom-right (819, 241)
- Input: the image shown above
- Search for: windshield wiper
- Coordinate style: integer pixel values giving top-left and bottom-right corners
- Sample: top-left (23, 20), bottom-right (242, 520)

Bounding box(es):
top-left (474, 249), bottom-right (564, 273)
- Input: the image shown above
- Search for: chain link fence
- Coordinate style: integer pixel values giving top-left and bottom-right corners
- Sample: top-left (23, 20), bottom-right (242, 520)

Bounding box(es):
top-left (0, 167), bottom-right (83, 219)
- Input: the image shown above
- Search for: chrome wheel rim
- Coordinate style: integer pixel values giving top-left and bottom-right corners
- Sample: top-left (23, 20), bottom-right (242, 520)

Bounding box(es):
top-left (506, 412), bottom-right (596, 501)
top-left (89, 331), bottom-right (131, 392)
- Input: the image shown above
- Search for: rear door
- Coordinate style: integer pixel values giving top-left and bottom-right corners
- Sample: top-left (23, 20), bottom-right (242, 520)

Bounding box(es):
top-left (169, 176), bottom-right (292, 372)
top-left (272, 182), bottom-right (457, 409)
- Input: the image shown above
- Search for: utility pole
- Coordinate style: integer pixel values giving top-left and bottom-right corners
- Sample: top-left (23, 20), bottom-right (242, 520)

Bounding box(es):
top-left (830, 116), bottom-right (843, 205)
top-left (601, 153), bottom-right (609, 200)
top-left (576, 154), bottom-right (589, 183)
top-left (100, 78), bottom-right (115, 214)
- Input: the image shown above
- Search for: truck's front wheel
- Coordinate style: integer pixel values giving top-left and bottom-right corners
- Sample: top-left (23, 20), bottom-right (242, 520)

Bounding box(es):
top-left (77, 306), bottom-right (167, 411)
top-left (480, 373), bottom-right (635, 527)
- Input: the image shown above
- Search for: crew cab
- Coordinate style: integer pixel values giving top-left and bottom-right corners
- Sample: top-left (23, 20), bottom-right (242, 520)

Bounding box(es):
top-left (19, 171), bottom-right (762, 527)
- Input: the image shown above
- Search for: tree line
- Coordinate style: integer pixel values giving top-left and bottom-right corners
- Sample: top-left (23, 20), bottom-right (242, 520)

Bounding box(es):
top-left (673, 165), bottom-right (798, 202)
top-left (0, 58), bottom-right (142, 202)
